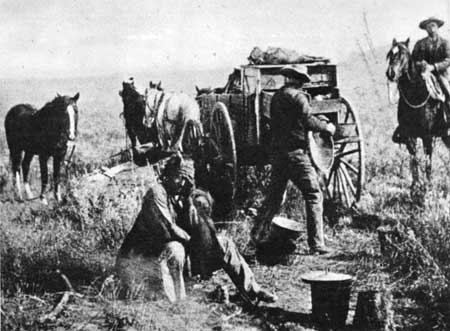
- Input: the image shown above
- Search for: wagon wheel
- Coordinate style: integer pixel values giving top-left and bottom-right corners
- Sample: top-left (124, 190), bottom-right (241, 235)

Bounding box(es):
top-left (326, 97), bottom-right (365, 208)
top-left (207, 102), bottom-right (238, 215)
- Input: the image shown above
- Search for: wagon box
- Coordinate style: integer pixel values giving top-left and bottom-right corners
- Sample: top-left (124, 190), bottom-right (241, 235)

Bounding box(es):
top-left (196, 62), bottom-right (364, 208)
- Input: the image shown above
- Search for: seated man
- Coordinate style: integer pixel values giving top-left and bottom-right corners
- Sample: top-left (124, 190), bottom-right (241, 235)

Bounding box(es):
top-left (116, 155), bottom-right (277, 304)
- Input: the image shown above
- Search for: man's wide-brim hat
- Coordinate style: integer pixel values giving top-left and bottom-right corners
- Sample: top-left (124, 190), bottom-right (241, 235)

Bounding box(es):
top-left (162, 154), bottom-right (195, 183)
top-left (280, 65), bottom-right (311, 82)
top-left (419, 17), bottom-right (444, 29)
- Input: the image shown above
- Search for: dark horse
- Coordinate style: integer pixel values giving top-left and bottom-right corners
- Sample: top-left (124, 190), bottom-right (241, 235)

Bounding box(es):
top-left (4, 93), bottom-right (80, 203)
top-left (118, 81), bottom-right (157, 148)
top-left (386, 38), bottom-right (450, 184)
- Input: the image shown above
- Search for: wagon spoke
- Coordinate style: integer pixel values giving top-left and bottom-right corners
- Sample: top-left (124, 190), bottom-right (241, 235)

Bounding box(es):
top-left (339, 163), bottom-right (357, 196)
top-left (335, 169), bottom-right (341, 202)
top-left (334, 148), bottom-right (360, 159)
top-left (338, 167), bottom-right (351, 207)
top-left (340, 158), bottom-right (358, 174)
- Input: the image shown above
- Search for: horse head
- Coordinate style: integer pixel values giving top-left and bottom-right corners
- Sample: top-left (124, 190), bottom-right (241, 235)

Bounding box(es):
top-left (51, 93), bottom-right (80, 141)
top-left (119, 80), bottom-right (159, 146)
top-left (386, 38), bottom-right (411, 82)
top-left (146, 80), bottom-right (164, 117)
top-left (120, 81), bottom-right (147, 124)
top-left (67, 92), bottom-right (80, 141)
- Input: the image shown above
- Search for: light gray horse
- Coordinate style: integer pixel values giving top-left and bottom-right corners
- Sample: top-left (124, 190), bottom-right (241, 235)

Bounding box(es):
top-left (145, 81), bottom-right (201, 153)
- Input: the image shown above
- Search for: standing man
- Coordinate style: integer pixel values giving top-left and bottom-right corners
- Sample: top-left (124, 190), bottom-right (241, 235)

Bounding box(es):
top-left (413, 17), bottom-right (450, 114)
top-left (251, 65), bottom-right (335, 257)
top-left (116, 155), bottom-right (277, 304)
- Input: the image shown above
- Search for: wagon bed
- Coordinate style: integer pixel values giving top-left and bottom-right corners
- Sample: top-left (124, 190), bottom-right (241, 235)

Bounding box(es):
top-left (196, 62), bottom-right (364, 208)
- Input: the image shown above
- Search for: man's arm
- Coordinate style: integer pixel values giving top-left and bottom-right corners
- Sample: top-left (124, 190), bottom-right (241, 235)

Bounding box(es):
top-left (149, 186), bottom-right (191, 244)
top-left (434, 39), bottom-right (450, 73)
top-left (291, 92), bottom-right (330, 133)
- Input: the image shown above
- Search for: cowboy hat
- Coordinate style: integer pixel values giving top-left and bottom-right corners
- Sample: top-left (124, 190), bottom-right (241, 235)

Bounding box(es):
top-left (419, 17), bottom-right (444, 29)
top-left (280, 65), bottom-right (311, 82)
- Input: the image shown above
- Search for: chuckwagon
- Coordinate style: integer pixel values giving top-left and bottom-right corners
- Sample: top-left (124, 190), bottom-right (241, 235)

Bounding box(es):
top-left (196, 60), bottom-right (364, 208)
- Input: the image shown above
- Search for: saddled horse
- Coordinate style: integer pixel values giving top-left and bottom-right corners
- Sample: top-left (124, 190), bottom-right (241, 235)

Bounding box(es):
top-left (119, 80), bottom-right (203, 161)
top-left (4, 93), bottom-right (80, 203)
top-left (386, 38), bottom-right (450, 184)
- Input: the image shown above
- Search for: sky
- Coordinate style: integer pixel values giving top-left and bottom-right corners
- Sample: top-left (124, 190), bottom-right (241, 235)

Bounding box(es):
top-left (0, 0), bottom-right (449, 79)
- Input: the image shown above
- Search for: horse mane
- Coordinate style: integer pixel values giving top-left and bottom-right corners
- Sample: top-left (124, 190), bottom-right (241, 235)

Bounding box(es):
top-left (38, 95), bottom-right (70, 116)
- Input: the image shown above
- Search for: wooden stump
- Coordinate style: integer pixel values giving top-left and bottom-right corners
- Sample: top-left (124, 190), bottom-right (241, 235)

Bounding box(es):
top-left (377, 225), bottom-right (402, 257)
top-left (353, 289), bottom-right (394, 330)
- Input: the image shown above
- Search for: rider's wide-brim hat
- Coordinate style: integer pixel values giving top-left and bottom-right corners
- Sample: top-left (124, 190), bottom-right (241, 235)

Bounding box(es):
top-left (280, 65), bottom-right (311, 82)
top-left (419, 17), bottom-right (444, 29)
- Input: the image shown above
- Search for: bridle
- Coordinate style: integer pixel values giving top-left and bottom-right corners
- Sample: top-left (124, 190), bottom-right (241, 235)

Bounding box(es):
top-left (387, 44), bottom-right (431, 109)
top-left (144, 88), bottom-right (165, 127)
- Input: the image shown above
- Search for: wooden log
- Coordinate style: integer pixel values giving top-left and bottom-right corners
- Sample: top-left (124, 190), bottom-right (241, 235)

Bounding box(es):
top-left (39, 271), bottom-right (82, 323)
top-left (377, 225), bottom-right (402, 257)
top-left (353, 289), bottom-right (394, 330)
top-left (39, 291), bottom-right (71, 323)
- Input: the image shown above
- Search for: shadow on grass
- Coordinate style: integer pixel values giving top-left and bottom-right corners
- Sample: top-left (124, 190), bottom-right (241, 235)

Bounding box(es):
top-left (245, 305), bottom-right (358, 331)
top-left (1, 245), bottom-right (109, 296)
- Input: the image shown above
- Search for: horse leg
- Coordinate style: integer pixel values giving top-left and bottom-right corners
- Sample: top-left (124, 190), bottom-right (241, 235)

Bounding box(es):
top-left (406, 138), bottom-right (420, 185)
top-left (53, 155), bottom-right (63, 203)
top-left (11, 150), bottom-right (23, 201)
top-left (423, 137), bottom-right (433, 182)
top-left (171, 122), bottom-right (188, 153)
top-left (39, 154), bottom-right (49, 205)
top-left (22, 151), bottom-right (34, 200)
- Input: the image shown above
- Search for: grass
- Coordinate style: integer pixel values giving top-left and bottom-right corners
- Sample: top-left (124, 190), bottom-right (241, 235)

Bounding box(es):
top-left (1, 49), bottom-right (450, 330)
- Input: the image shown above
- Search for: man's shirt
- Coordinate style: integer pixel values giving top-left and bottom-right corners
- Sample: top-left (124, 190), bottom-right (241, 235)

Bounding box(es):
top-left (270, 83), bottom-right (328, 152)
top-left (412, 35), bottom-right (450, 73)
top-left (119, 182), bottom-right (180, 257)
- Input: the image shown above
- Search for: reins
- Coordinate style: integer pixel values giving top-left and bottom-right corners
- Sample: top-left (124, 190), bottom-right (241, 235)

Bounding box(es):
top-left (145, 90), bottom-right (165, 126)
top-left (398, 83), bottom-right (431, 109)
top-left (387, 45), bottom-right (431, 109)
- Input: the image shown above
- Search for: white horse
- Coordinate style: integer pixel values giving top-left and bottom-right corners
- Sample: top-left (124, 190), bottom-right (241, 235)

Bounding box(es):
top-left (145, 81), bottom-right (201, 153)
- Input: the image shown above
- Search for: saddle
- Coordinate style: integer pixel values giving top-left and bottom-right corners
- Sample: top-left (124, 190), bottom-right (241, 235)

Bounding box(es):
top-left (422, 71), bottom-right (445, 102)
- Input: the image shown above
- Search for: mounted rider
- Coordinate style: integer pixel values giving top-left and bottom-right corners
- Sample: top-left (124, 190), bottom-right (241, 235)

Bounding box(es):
top-left (413, 17), bottom-right (450, 123)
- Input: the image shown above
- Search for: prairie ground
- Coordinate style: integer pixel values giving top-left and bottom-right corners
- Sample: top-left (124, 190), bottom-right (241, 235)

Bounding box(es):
top-left (1, 49), bottom-right (450, 330)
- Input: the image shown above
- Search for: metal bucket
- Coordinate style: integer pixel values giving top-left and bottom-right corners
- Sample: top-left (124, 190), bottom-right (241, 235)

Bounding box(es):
top-left (302, 271), bottom-right (354, 328)
top-left (270, 216), bottom-right (302, 241)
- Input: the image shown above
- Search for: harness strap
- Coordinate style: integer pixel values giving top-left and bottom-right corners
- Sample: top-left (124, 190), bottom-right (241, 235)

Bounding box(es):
top-left (398, 84), bottom-right (431, 109)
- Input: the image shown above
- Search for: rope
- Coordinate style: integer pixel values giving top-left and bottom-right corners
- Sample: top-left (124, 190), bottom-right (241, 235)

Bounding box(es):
top-left (387, 81), bottom-right (398, 105)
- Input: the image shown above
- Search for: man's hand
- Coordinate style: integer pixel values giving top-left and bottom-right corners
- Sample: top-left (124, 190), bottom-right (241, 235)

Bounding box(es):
top-left (170, 223), bottom-right (191, 244)
top-left (419, 60), bottom-right (435, 73)
top-left (425, 63), bottom-right (435, 72)
top-left (133, 143), bottom-right (154, 155)
top-left (325, 123), bottom-right (336, 136)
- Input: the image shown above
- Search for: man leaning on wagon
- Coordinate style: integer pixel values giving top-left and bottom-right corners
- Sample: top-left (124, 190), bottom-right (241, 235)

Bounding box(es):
top-left (413, 16), bottom-right (450, 126)
top-left (250, 65), bottom-right (336, 258)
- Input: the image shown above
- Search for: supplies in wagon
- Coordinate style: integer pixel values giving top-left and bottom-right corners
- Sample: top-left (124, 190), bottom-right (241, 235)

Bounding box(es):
top-left (248, 46), bottom-right (329, 65)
